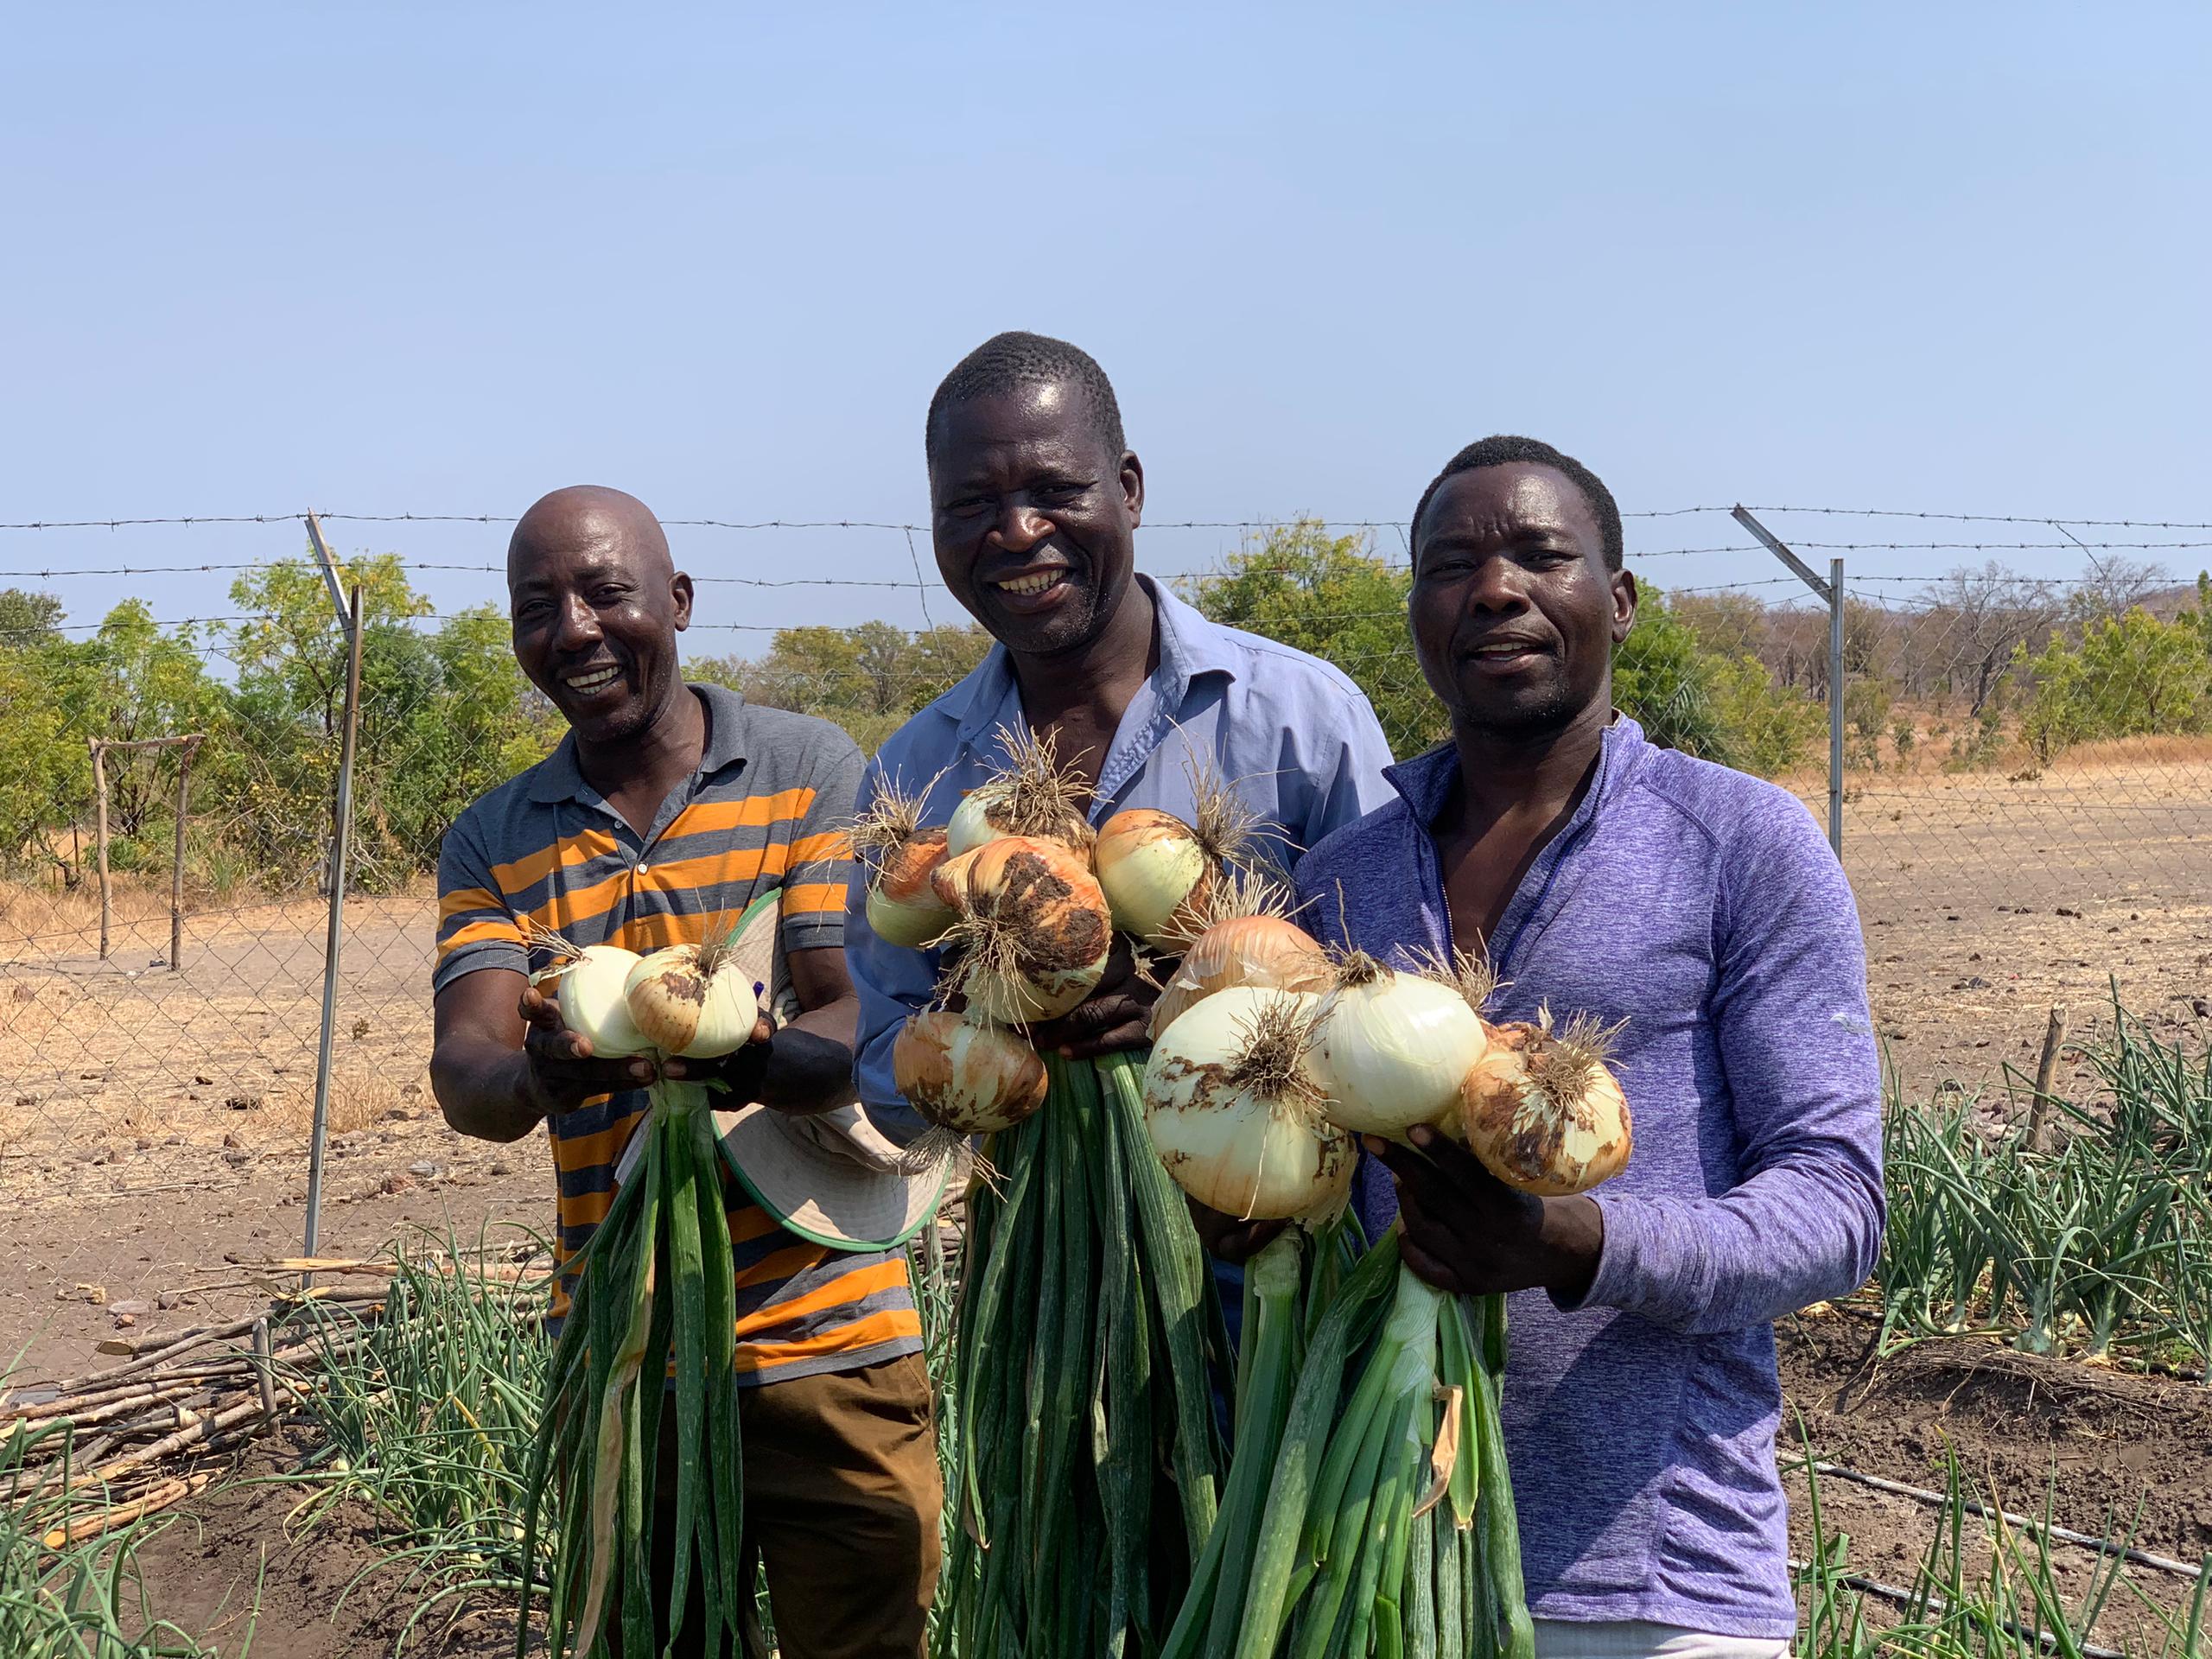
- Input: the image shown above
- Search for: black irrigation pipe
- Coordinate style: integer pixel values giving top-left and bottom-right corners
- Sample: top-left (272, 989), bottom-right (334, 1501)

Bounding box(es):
top-left (1789, 1559), bottom-right (2130, 1659)
top-left (1783, 1458), bottom-right (2205, 1580)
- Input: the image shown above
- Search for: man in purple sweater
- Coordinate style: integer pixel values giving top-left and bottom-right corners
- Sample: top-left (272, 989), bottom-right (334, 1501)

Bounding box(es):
top-left (1292, 436), bottom-right (1885, 1656)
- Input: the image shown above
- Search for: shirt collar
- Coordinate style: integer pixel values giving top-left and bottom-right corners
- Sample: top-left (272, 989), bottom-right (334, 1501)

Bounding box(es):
top-left (525, 682), bottom-right (747, 804)
top-left (1383, 713), bottom-right (1647, 827)
top-left (948, 575), bottom-right (1242, 746)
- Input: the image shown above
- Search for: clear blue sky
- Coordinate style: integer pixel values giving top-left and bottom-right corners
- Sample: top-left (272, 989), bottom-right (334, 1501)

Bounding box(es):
top-left (6, 3), bottom-right (2209, 644)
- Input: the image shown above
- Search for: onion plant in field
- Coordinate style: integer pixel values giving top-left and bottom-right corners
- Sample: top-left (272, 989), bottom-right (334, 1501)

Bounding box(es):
top-left (1876, 995), bottom-right (2212, 1370)
top-left (283, 1228), bottom-right (556, 1653)
top-left (283, 1224), bottom-right (966, 1656)
top-left (0, 1411), bottom-right (238, 1658)
top-left (1793, 1452), bottom-right (2209, 1658)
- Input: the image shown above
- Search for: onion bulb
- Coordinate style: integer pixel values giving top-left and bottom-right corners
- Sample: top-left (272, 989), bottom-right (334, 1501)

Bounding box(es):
top-left (546, 943), bottom-right (654, 1058)
top-left (1150, 912), bottom-right (1332, 1039)
top-left (945, 724), bottom-right (1096, 855)
top-left (623, 938), bottom-right (761, 1058)
top-left (1094, 808), bottom-right (1211, 947)
top-left (893, 1009), bottom-right (1049, 1136)
top-left (851, 778), bottom-right (958, 948)
top-left (1459, 1009), bottom-right (1631, 1196)
top-left (1308, 950), bottom-right (1493, 1138)
top-left (1143, 985), bottom-right (1353, 1222)
top-left (868, 826), bottom-right (957, 947)
top-left (936, 836), bottom-right (1113, 1023)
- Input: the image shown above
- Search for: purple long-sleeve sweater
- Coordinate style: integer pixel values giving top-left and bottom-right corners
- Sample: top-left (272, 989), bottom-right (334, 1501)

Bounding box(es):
top-left (1294, 717), bottom-right (1884, 1639)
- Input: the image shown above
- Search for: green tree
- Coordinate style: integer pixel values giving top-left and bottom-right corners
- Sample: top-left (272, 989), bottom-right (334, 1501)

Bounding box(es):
top-left (0, 637), bottom-right (87, 868)
top-left (213, 549), bottom-right (550, 891)
top-left (1612, 587), bottom-right (1821, 777)
top-left (696, 621), bottom-right (992, 752)
top-left (2019, 599), bottom-right (2212, 763)
top-left (1182, 519), bottom-right (1441, 755)
top-left (0, 588), bottom-right (65, 648)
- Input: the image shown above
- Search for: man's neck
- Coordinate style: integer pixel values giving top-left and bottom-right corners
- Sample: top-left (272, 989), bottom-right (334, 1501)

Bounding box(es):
top-left (1448, 694), bottom-right (1612, 831)
top-left (575, 684), bottom-right (707, 823)
top-left (1008, 575), bottom-right (1160, 741)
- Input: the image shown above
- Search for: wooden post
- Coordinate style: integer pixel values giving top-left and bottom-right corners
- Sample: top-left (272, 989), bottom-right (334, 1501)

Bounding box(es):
top-left (251, 1316), bottom-right (277, 1427)
top-left (2028, 1004), bottom-right (2069, 1152)
top-left (168, 737), bottom-right (199, 971)
top-left (89, 738), bottom-right (111, 960)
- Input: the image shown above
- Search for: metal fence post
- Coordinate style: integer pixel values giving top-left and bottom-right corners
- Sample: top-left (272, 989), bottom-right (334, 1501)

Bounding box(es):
top-left (1828, 556), bottom-right (1845, 857)
top-left (89, 738), bottom-right (111, 959)
top-left (302, 575), bottom-right (364, 1268)
top-left (1732, 506), bottom-right (1845, 857)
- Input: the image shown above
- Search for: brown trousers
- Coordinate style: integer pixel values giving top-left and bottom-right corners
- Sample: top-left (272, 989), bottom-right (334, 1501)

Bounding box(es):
top-left (640, 1351), bottom-right (944, 1659)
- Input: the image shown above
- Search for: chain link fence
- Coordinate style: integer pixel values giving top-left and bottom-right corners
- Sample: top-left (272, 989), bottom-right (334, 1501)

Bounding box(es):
top-left (1, 506), bottom-right (2206, 1310)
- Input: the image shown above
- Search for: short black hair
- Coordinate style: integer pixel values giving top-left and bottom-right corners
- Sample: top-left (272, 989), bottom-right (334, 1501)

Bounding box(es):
top-left (925, 331), bottom-right (1126, 464)
top-left (1410, 435), bottom-right (1624, 572)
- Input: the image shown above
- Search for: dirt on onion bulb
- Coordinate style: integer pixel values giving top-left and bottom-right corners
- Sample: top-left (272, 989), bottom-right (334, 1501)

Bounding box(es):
top-left (934, 836), bottom-right (1114, 1024)
top-left (1142, 985), bottom-right (1354, 1223)
top-left (623, 929), bottom-right (761, 1058)
top-left (1459, 1007), bottom-right (1631, 1196)
top-left (893, 1008), bottom-right (1049, 1139)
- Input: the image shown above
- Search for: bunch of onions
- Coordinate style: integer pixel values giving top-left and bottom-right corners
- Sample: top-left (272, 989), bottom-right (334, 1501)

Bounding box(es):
top-left (891, 1006), bottom-right (1049, 1170)
top-left (1459, 1007), bottom-right (1632, 1196)
top-left (1094, 753), bottom-right (1267, 950)
top-left (945, 723), bottom-right (1096, 856)
top-left (851, 778), bottom-right (957, 949)
top-left (544, 931), bottom-right (762, 1065)
top-left (1306, 948), bottom-right (1495, 1140)
top-left (932, 836), bottom-right (1114, 1025)
top-left (518, 913), bottom-right (765, 1659)
top-left (1149, 870), bottom-right (1333, 1039)
top-left (1142, 985), bottom-right (1356, 1224)
top-left (864, 733), bottom-right (1233, 1655)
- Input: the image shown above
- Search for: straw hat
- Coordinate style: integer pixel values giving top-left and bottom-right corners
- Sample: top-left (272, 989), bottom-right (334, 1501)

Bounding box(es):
top-left (614, 892), bottom-right (950, 1251)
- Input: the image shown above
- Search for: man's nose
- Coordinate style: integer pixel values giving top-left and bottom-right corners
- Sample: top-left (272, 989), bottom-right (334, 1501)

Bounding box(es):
top-left (1466, 556), bottom-right (1530, 614)
top-left (988, 499), bottom-right (1052, 554)
top-left (552, 594), bottom-right (603, 651)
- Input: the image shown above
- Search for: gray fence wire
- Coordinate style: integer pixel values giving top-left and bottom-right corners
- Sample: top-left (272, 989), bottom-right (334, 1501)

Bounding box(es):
top-left (0, 505), bottom-right (2206, 1319)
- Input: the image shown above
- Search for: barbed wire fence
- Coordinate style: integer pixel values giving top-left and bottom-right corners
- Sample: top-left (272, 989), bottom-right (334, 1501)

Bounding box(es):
top-left (0, 504), bottom-right (2207, 1304)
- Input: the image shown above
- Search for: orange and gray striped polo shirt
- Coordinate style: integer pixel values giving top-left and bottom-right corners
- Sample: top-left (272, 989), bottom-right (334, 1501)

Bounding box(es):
top-left (433, 682), bottom-right (921, 1386)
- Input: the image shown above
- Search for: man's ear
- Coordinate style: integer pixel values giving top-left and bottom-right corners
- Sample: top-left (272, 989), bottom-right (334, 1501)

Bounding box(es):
top-left (1611, 568), bottom-right (1638, 645)
top-left (671, 571), bottom-right (695, 632)
top-left (1121, 450), bottom-right (1145, 529)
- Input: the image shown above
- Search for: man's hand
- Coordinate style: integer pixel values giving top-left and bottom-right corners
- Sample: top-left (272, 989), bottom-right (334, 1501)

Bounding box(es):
top-left (1026, 934), bottom-right (1160, 1060)
top-left (518, 984), bottom-right (660, 1116)
top-left (1363, 1125), bottom-right (1605, 1301)
top-left (1187, 1199), bottom-right (1285, 1264)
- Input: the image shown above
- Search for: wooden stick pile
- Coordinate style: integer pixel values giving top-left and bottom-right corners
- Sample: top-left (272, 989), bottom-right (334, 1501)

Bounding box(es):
top-left (2, 1248), bottom-right (550, 1549)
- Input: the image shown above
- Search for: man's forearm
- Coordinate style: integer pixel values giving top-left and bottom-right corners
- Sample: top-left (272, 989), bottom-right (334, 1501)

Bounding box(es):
top-left (432, 1043), bottom-right (547, 1144)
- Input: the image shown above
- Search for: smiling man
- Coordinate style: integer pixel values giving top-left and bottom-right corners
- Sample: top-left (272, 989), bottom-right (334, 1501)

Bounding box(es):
top-left (429, 486), bottom-right (941, 1659)
top-left (847, 332), bottom-right (1397, 1240)
top-left (1293, 437), bottom-right (1885, 1657)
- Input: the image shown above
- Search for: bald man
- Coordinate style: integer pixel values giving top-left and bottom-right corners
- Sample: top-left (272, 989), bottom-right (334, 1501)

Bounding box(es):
top-left (430, 487), bottom-right (942, 1659)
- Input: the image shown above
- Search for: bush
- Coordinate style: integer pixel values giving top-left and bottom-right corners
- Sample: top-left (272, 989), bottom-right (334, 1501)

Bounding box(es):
top-left (1615, 588), bottom-right (1822, 777)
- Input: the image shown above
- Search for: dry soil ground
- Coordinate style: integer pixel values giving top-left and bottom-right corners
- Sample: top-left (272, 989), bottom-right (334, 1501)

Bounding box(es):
top-left (2, 747), bottom-right (2206, 1654)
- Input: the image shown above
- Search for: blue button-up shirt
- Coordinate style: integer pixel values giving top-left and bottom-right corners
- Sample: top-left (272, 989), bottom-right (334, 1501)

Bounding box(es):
top-left (847, 577), bottom-right (1397, 1137)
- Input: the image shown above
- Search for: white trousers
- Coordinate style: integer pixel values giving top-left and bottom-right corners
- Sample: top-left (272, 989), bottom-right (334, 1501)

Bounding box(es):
top-left (1531, 1618), bottom-right (1792, 1659)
